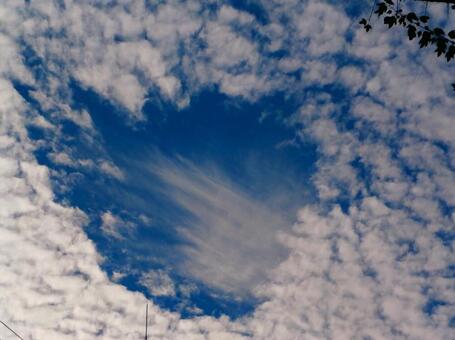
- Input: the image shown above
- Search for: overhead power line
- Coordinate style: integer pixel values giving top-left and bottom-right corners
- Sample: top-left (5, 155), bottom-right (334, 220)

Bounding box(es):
top-left (0, 320), bottom-right (25, 340)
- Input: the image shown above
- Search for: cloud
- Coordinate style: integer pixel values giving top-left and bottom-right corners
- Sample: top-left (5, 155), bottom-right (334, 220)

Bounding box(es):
top-left (0, 66), bottom-right (248, 340)
top-left (294, 1), bottom-right (350, 56)
top-left (100, 211), bottom-right (135, 240)
top-left (145, 155), bottom-right (292, 296)
top-left (11, 1), bottom-right (269, 120)
top-left (1, 0), bottom-right (455, 339)
top-left (248, 203), bottom-right (454, 339)
top-left (140, 270), bottom-right (176, 297)
top-left (99, 161), bottom-right (125, 181)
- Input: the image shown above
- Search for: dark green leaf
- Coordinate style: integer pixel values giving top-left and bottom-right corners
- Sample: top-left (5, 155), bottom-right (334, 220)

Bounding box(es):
top-left (448, 30), bottom-right (455, 39)
top-left (359, 18), bottom-right (367, 25)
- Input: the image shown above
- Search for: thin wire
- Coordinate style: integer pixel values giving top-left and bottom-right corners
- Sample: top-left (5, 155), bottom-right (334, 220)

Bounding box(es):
top-left (369, 0), bottom-right (380, 21)
top-left (145, 304), bottom-right (148, 340)
top-left (0, 320), bottom-right (25, 340)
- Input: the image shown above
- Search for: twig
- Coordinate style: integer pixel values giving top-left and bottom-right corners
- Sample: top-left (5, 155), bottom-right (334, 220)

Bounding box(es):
top-left (414, 0), bottom-right (455, 4)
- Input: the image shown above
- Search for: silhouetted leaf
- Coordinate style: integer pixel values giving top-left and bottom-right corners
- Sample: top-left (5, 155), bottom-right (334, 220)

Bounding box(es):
top-left (359, 1), bottom-right (455, 93)
top-left (384, 16), bottom-right (396, 28)
top-left (407, 25), bottom-right (417, 40)
top-left (407, 12), bottom-right (418, 22)
top-left (435, 39), bottom-right (447, 56)
top-left (433, 28), bottom-right (445, 36)
top-left (446, 45), bottom-right (455, 61)
top-left (420, 16), bottom-right (430, 23)
top-left (419, 31), bottom-right (432, 48)
top-left (375, 3), bottom-right (388, 17)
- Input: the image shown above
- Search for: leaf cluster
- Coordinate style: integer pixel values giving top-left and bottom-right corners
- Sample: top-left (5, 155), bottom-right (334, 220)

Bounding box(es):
top-left (359, 0), bottom-right (455, 62)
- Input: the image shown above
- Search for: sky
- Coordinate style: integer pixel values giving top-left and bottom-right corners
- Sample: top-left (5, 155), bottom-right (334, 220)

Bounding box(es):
top-left (0, 0), bottom-right (455, 339)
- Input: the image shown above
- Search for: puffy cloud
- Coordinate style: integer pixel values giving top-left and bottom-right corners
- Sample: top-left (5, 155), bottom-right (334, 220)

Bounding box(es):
top-left (1, 0), bottom-right (455, 339)
top-left (249, 202), bottom-right (454, 339)
top-left (100, 211), bottom-right (135, 240)
top-left (140, 270), bottom-right (176, 297)
top-left (294, 1), bottom-right (350, 56)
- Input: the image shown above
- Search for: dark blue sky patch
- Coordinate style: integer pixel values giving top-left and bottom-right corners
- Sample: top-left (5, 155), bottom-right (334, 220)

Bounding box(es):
top-left (435, 230), bottom-right (455, 248)
top-left (423, 298), bottom-right (448, 316)
top-left (72, 83), bottom-right (316, 200)
top-left (229, 0), bottom-right (269, 25)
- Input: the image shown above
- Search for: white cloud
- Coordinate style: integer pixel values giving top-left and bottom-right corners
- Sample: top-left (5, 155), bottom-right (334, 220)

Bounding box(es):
top-left (337, 65), bottom-right (367, 94)
top-left (146, 155), bottom-right (291, 296)
top-left (140, 270), bottom-right (176, 297)
top-left (248, 203), bottom-right (454, 339)
top-left (0, 64), bottom-right (247, 340)
top-left (49, 151), bottom-right (74, 166)
top-left (295, 1), bottom-right (350, 56)
top-left (111, 271), bottom-right (126, 282)
top-left (99, 161), bottom-right (125, 181)
top-left (1, 0), bottom-right (455, 339)
top-left (100, 211), bottom-right (135, 240)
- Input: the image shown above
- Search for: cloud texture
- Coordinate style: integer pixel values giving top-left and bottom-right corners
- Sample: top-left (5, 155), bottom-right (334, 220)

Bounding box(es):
top-left (1, 0), bottom-right (454, 339)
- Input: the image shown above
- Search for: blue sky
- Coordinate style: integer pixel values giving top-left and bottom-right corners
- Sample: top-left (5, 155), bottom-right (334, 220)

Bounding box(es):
top-left (1, 0), bottom-right (455, 339)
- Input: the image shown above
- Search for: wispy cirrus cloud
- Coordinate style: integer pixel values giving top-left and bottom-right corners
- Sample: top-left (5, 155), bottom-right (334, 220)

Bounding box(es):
top-left (145, 155), bottom-right (293, 296)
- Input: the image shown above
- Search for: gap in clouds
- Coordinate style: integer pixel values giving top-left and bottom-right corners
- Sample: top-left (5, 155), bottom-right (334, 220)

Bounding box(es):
top-left (21, 81), bottom-right (318, 319)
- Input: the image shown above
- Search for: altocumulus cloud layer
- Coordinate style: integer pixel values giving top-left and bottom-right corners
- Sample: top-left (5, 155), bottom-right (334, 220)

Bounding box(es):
top-left (1, 0), bottom-right (455, 339)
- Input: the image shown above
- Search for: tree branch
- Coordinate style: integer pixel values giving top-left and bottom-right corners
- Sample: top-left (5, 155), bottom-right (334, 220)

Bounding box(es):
top-left (360, 0), bottom-right (455, 61)
top-left (414, 0), bottom-right (455, 4)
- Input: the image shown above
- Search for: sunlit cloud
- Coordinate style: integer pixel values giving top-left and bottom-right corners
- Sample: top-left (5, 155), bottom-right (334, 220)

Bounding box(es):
top-left (0, 0), bottom-right (454, 339)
